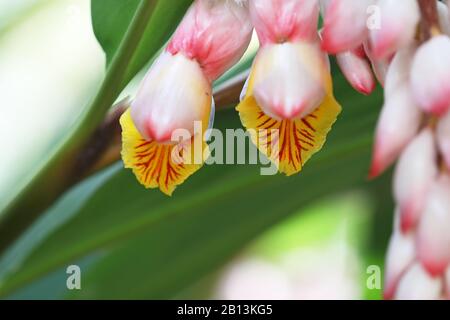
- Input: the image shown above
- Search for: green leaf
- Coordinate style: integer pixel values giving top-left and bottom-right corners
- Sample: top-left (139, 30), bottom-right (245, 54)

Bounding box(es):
top-left (92, 0), bottom-right (192, 86)
top-left (0, 69), bottom-right (384, 298)
top-left (0, 0), bottom-right (192, 253)
top-left (91, 0), bottom-right (140, 65)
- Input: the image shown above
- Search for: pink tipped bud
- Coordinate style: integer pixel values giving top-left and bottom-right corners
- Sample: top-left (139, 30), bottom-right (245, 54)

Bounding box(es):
top-left (131, 52), bottom-right (211, 142)
top-left (395, 263), bottom-right (443, 300)
top-left (437, 110), bottom-right (450, 170)
top-left (437, 1), bottom-right (450, 36)
top-left (369, 85), bottom-right (422, 178)
top-left (384, 47), bottom-right (415, 98)
top-left (393, 129), bottom-right (439, 233)
top-left (167, 0), bottom-right (253, 81)
top-left (336, 47), bottom-right (376, 95)
top-left (417, 174), bottom-right (450, 276)
top-left (410, 35), bottom-right (450, 117)
top-left (369, 0), bottom-right (419, 59)
top-left (384, 226), bottom-right (415, 300)
top-left (249, 0), bottom-right (320, 45)
top-left (321, 0), bottom-right (374, 53)
top-left (252, 42), bottom-right (327, 120)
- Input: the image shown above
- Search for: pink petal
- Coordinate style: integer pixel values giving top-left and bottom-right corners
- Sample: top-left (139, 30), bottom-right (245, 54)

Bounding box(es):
top-left (167, 0), bottom-right (253, 81)
top-left (249, 0), bottom-right (320, 45)
top-left (336, 47), bottom-right (376, 95)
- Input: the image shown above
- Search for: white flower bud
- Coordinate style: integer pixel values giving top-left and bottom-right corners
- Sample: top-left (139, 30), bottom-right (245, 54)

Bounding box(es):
top-left (410, 35), bottom-right (450, 116)
top-left (369, 0), bottom-right (419, 59)
top-left (393, 129), bottom-right (439, 233)
top-left (417, 174), bottom-right (450, 276)
top-left (370, 84), bottom-right (422, 178)
top-left (336, 47), bottom-right (376, 95)
top-left (384, 225), bottom-right (416, 300)
top-left (321, 0), bottom-right (374, 53)
top-left (395, 263), bottom-right (443, 300)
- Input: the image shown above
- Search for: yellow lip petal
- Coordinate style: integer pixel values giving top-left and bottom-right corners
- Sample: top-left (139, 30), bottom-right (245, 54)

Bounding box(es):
top-left (120, 109), bottom-right (208, 196)
top-left (236, 56), bottom-right (341, 176)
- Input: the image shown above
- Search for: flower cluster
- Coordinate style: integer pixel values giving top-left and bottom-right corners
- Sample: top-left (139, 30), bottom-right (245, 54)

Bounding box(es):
top-left (352, 1), bottom-right (450, 299)
top-left (121, 0), bottom-right (342, 195)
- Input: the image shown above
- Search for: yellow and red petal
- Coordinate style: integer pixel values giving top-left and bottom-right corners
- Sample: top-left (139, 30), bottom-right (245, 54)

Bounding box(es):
top-left (120, 110), bottom-right (208, 196)
top-left (236, 72), bottom-right (341, 176)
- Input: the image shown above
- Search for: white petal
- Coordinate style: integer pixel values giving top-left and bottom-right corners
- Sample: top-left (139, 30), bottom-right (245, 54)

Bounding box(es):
top-left (417, 174), bottom-right (450, 276)
top-left (393, 128), bottom-right (439, 232)
top-left (410, 35), bottom-right (450, 116)
top-left (252, 42), bottom-right (327, 120)
top-left (322, 0), bottom-right (374, 53)
top-left (369, 0), bottom-right (419, 59)
top-left (395, 263), bottom-right (443, 300)
top-left (131, 52), bottom-right (211, 142)
top-left (384, 227), bottom-right (416, 299)
top-left (384, 46), bottom-right (416, 98)
top-left (370, 84), bottom-right (422, 178)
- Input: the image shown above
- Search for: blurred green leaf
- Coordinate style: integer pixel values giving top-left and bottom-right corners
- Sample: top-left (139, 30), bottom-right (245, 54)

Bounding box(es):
top-left (91, 0), bottom-right (192, 85)
top-left (0, 68), bottom-right (384, 298)
top-left (0, 0), bottom-right (192, 253)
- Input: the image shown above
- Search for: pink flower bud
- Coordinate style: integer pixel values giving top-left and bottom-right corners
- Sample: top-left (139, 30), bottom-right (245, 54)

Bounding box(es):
top-left (336, 46), bottom-right (376, 95)
top-left (131, 52), bottom-right (211, 142)
top-left (251, 42), bottom-right (327, 120)
top-left (417, 174), bottom-right (450, 276)
top-left (384, 225), bottom-right (416, 300)
top-left (410, 35), bottom-right (450, 117)
top-left (369, 84), bottom-right (422, 178)
top-left (369, 0), bottom-right (419, 59)
top-left (384, 47), bottom-right (415, 98)
top-left (167, 0), bottom-right (253, 81)
top-left (395, 263), bottom-right (443, 300)
top-left (393, 129), bottom-right (439, 233)
top-left (437, 110), bottom-right (450, 170)
top-left (249, 0), bottom-right (320, 45)
top-left (321, 0), bottom-right (373, 53)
